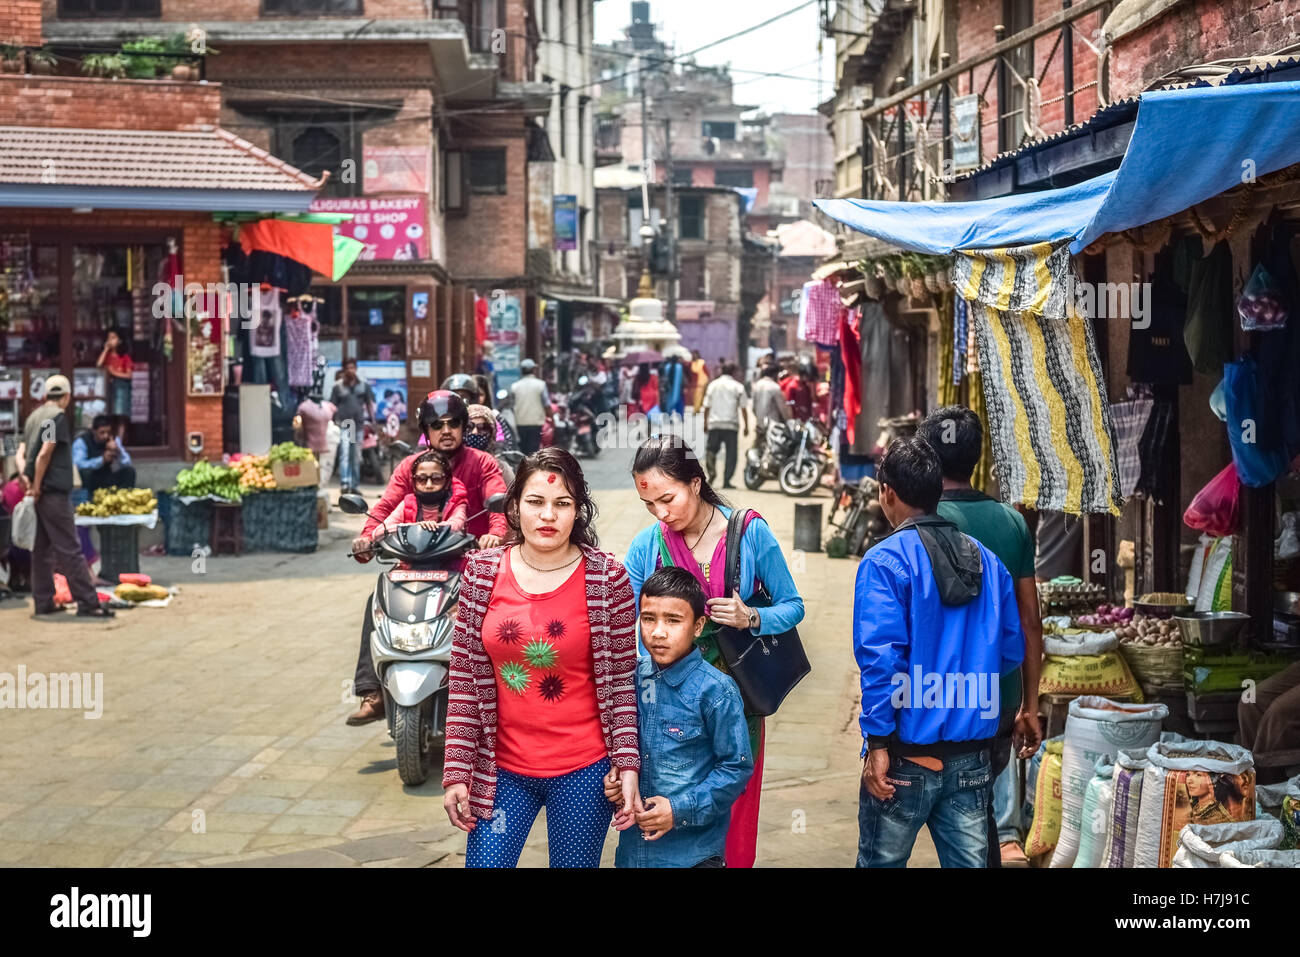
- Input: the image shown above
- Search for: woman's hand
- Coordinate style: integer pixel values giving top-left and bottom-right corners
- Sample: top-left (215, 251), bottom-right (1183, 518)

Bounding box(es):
top-left (443, 784), bottom-right (476, 832)
top-left (605, 767), bottom-right (637, 831)
top-left (350, 535), bottom-right (375, 562)
top-left (477, 534), bottom-right (503, 549)
top-left (420, 520), bottom-right (440, 532)
top-left (705, 595), bottom-right (753, 630)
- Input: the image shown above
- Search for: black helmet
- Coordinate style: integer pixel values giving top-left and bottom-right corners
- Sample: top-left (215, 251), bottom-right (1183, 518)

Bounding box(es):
top-left (418, 390), bottom-right (468, 430)
top-left (441, 373), bottom-right (478, 397)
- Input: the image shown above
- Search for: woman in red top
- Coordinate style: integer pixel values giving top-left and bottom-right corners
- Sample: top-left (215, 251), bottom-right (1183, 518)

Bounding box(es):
top-left (442, 447), bottom-right (640, 867)
top-left (97, 330), bottom-right (134, 426)
top-left (634, 362), bottom-right (659, 415)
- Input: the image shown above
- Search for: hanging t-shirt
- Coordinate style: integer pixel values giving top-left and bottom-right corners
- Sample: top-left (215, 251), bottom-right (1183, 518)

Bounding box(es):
top-left (481, 552), bottom-right (606, 777)
top-left (248, 288), bottom-right (282, 358)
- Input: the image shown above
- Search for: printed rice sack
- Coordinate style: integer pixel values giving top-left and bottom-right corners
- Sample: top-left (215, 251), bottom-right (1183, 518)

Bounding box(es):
top-left (1170, 819), bottom-right (1283, 868)
top-left (1026, 737), bottom-right (1065, 859)
top-left (1104, 747), bottom-right (1150, 868)
top-left (1040, 632), bottom-right (1143, 702)
top-left (1256, 776), bottom-right (1300, 850)
top-left (1050, 697), bottom-right (1167, 868)
top-left (1072, 756), bottom-right (1115, 868)
top-left (1218, 848), bottom-right (1300, 868)
top-left (1283, 791), bottom-right (1300, 851)
top-left (1134, 741), bottom-right (1256, 868)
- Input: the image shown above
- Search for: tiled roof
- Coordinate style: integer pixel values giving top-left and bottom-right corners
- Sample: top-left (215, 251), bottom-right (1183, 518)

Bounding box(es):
top-left (0, 126), bottom-right (324, 191)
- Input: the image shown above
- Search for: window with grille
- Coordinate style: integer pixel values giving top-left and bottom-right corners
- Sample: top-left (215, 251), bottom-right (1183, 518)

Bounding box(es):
top-left (713, 168), bottom-right (753, 188)
top-left (468, 149), bottom-right (507, 194)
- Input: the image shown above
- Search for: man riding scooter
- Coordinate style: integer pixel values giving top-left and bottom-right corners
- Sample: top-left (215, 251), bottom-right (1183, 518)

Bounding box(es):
top-left (346, 390), bottom-right (509, 725)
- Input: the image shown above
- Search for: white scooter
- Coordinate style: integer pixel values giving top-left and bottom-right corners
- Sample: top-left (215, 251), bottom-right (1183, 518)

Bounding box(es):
top-left (341, 492), bottom-right (506, 786)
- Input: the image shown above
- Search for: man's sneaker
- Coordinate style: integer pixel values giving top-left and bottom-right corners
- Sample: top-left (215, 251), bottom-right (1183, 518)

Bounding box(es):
top-left (1000, 841), bottom-right (1030, 867)
top-left (346, 692), bottom-right (385, 726)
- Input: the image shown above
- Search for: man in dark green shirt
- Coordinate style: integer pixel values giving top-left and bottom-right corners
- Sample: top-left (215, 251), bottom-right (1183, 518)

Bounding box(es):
top-left (919, 405), bottom-right (1041, 866)
top-left (21, 375), bottom-right (113, 618)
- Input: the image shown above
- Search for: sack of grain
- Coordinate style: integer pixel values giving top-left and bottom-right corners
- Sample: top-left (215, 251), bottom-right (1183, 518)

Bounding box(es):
top-left (1170, 818), bottom-right (1283, 868)
top-left (1218, 848), bottom-right (1300, 868)
top-left (1104, 747), bottom-right (1150, 868)
top-left (1133, 740), bottom-right (1256, 868)
top-left (1051, 697), bottom-right (1167, 868)
top-left (1025, 737), bottom-right (1065, 860)
top-left (1040, 632), bottom-right (1143, 702)
top-left (1072, 756), bottom-right (1115, 868)
top-left (1283, 790), bottom-right (1300, 851)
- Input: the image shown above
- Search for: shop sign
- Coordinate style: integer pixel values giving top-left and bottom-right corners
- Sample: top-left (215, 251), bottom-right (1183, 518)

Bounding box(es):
top-left (951, 94), bottom-right (981, 172)
top-left (554, 195), bottom-right (578, 251)
top-left (310, 196), bottom-right (429, 262)
top-left (363, 146), bottom-right (431, 194)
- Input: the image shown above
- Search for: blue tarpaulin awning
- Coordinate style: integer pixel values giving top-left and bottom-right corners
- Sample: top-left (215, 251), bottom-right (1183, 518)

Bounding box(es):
top-left (814, 80), bottom-right (1300, 254)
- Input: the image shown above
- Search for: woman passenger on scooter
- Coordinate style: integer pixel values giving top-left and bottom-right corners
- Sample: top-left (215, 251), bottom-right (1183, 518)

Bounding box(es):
top-left (441, 447), bottom-right (640, 867)
top-left (369, 449), bottom-right (468, 537)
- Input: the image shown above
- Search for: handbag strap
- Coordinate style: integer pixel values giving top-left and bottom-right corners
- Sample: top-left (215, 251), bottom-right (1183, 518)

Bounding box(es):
top-left (724, 507), bottom-right (752, 598)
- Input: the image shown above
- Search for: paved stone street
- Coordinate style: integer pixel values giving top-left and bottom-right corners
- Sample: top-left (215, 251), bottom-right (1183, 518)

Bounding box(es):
top-left (2, 428), bottom-right (936, 867)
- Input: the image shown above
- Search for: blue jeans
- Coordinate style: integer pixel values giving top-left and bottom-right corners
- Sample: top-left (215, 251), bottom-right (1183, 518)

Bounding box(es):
top-left (992, 744), bottom-right (1021, 844)
top-left (857, 750), bottom-right (991, 868)
top-left (465, 757), bottom-right (612, 868)
top-left (336, 429), bottom-right (359, 489)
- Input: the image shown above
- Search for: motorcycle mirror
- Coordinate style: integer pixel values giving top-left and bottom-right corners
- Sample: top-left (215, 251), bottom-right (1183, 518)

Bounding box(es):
top-left (391, 440), bottom-right (413, 457)
top-left (485, 492), bottom-right (508, 514)
top-left (338, 493), bottom-right (369, 515)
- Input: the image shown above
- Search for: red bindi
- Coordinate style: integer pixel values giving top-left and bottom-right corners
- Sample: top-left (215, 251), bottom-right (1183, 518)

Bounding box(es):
top-left (547, 473), bottom-right (556, 484)
top-left (640, 480), bottom-right (648, 489)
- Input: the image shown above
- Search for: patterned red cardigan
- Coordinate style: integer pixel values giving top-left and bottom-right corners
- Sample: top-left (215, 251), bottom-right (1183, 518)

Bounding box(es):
top-left (442, 544), bottom-right (640, 818)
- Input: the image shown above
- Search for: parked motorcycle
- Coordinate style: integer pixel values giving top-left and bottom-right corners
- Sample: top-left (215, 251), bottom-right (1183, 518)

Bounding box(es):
top-left (568, 376), bottom-right (602, 458)
top-left (824, 474), bottom-right (889, 559)
top-left (744, 418), bottom-right (831, 496)
top-left (341, 492), bottom-right (506, 786)
top-left (548, 395), bottom-right (574, 451)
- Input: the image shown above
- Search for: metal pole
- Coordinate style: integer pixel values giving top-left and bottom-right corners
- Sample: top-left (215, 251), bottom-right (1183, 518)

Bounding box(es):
top-left (861, 116), bottom-right (870, 199)
top-left (940, 53), bottom-right (951, 180)
top-left (1062, 0), bottom-right (1075, 126)
top-left (896, 96), bottom-right (906, 201)
top-left (995, 25), bottom-right (1007, 154)
top-left (664, 113), bottom-right (676, 325)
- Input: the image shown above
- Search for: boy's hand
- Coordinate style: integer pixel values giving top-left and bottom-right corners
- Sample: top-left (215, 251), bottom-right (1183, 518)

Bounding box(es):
top-left (635, 796), bottom-right (673, 841)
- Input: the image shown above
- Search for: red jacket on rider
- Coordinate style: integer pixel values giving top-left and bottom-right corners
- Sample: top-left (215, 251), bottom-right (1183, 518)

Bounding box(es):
top-left (363, 445), bottom-right (509, 540)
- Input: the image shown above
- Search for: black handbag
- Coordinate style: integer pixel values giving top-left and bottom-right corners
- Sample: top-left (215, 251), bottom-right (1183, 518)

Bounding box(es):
top-left (712, 508), bottom-right (811, 717)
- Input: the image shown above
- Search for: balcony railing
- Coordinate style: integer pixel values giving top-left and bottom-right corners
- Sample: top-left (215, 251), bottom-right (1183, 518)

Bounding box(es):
top-left (854, 0), bottom-right (1114, 202)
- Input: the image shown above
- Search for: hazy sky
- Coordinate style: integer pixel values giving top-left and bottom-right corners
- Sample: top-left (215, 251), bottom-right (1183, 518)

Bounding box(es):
top-left (593, 0), bottom-right (836, 116)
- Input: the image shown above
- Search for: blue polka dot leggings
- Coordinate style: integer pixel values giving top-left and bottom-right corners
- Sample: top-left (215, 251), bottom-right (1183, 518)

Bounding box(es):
top-left (465, 757), bottom-right (613, 868)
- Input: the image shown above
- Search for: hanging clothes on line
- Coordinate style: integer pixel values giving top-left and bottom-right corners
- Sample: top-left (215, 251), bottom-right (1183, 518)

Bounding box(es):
top-left (285, 299), bottom-right (319, 388)
top-left (952, 295), bottom-right (968, 387)
top-left (248, 287), bottom-right (283, 359)
top-left (1109, 395), bottom-right (1155, 499)
top-left (955, 240), bottom-right (1123, 515)
top-left (800, 279), bottom-right (844, 347)
top-left (838, 307), bottom-right (862, 446)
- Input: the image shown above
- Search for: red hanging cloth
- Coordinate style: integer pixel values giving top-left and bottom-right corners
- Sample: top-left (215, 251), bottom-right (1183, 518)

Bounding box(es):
top-left (839, 308), bottom-right (861, 446)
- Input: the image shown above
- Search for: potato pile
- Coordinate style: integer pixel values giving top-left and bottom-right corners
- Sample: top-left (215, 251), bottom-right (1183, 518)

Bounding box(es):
top-left (1116, 615), bottom-right (1180, 646)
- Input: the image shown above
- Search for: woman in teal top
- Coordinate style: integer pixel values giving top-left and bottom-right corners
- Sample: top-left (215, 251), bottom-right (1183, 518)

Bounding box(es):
top-left (623, 435), bottom-right (805, 868)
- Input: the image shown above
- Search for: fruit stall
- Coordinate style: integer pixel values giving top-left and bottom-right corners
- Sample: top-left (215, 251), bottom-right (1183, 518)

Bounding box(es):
top-left (164, 442), bottom-right (320, 556)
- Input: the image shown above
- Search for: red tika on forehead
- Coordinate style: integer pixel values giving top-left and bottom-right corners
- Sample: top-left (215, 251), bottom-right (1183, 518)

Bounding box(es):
top-left (640, 480), bottom-right (648, 488)
top-left (547, 473), bottom-right (556, 483)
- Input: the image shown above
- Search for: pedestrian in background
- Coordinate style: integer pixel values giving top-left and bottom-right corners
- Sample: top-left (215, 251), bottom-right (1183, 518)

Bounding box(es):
top-left (510, 358), bottom-right (549, 455)
top-left (853, 436), bottom-right (1023, 868)
top-left (624, 435), bottom-right (804, 866)
top-left (919, 405), bottom-right (1043, 867)
top-left (20, 375), bottom-right (113, 618)
top-left (750, 363), bottom-right (790, 443)
top-left (329, 357), bottom-right (374, 497)
top-left (72, 415), bottom-right (136, 495)
top-left (700, 362), bottom-right (749, 489)
top-left (441, 447), bottom-right (640, 867)
top-left (690, 349), bottom-right (710, 415)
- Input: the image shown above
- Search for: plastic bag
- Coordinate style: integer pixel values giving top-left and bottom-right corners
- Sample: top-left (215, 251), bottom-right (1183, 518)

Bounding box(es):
top-left (1237, 263), bottom-right (1290, 331)
top-left (1277, 512), bottom-right (1300, 560)
top-left (1183, 463), bottom-right (1239, 537)
top-left (11, 495), bottom-right (36, 550)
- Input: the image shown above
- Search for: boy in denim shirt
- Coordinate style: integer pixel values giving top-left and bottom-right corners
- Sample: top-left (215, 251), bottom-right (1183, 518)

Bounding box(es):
top-left (605, 567), bottom-right (753, 867)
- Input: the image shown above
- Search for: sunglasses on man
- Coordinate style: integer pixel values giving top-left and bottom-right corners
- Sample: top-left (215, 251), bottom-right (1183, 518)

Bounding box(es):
top-left (425, 418), bottom-right (463, 432)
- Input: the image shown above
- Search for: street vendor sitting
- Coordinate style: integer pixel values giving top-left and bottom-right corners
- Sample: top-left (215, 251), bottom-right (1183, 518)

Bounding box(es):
top-left (72, 416), bottom-right (136, 495)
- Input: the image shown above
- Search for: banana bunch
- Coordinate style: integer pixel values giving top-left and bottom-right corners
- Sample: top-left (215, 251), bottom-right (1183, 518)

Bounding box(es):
top-left (175, 460), bottom-right (242, 501)
top-left (268, 441), bottom-right (315, 465)
top-left (232, 454), bottom-right (276, 492)
top-left (76, 486), bottom-right (158, 517)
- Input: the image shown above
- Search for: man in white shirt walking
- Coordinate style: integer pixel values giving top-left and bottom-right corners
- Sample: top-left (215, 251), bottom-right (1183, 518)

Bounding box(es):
top-left (701, 362), bottom-right (750, 488)
top-left (509, 358), bottom-right (550, 454)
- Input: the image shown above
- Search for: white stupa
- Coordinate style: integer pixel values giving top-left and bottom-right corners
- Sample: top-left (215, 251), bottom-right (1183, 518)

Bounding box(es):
top-left (609, 270), bottom-right (681, 357)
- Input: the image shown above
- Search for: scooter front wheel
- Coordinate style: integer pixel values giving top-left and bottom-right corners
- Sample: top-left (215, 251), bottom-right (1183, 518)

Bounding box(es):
top-left (743, 460), bottom-right (765, 490)
top-left (393, 700), bottom-right (437, 787)
top-left (779, 457), bottom-right (822, 496)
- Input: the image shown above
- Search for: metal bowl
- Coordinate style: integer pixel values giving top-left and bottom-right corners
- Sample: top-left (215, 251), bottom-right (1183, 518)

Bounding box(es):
top-left (1175, 611), bottom-right (1251, 648)
top-left (1134, 598), bottom-right (1194, 620)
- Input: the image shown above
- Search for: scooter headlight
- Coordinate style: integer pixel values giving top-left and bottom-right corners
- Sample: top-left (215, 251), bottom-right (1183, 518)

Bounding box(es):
top-left (389, 620), bottom-right (433, 652)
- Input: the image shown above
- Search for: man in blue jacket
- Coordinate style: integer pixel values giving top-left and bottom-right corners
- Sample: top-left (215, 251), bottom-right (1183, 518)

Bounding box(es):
top-left (853, 436), bottom-right (1024, 868)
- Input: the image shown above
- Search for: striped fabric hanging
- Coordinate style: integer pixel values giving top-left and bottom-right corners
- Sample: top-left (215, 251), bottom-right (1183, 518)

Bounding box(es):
top-left (951, 240), bottom-right (1124, 515)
